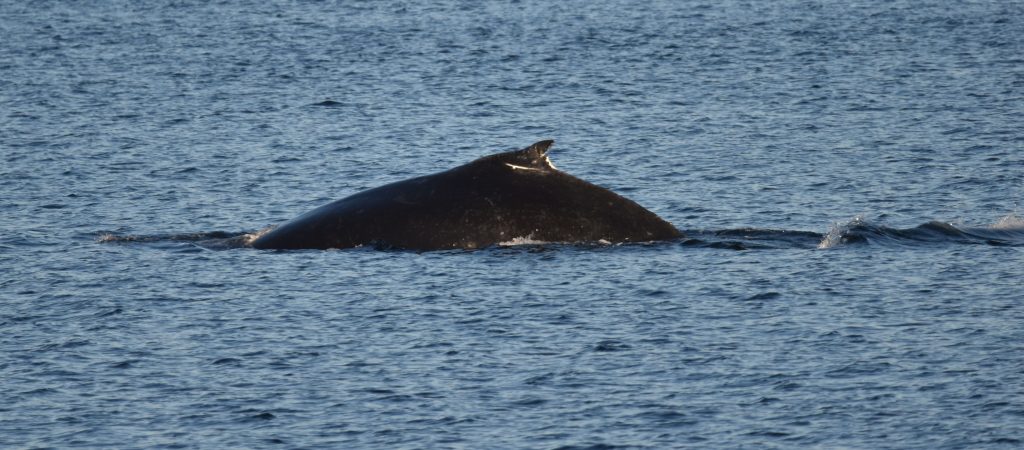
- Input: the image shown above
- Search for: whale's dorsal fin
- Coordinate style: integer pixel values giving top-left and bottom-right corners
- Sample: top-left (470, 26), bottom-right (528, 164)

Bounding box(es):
top-left (524, 140), bottom-right (554, 157)
top-left (501, 140), bottom-right (557, 172)
top-left (469, 140), bottom-right (559, 173)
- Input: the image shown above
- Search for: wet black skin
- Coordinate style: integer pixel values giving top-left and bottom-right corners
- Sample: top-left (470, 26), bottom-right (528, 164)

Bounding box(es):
top-left (250, 140), bottom-right (682, 250)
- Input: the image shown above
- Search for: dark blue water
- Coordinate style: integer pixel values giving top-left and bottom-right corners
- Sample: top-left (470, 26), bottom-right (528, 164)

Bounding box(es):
top-left (3, 1), bottom-right (1024, 448)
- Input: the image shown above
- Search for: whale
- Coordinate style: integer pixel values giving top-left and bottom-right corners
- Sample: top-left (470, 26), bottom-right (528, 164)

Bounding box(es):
top-left (250, 140), bottom-right (681, 250)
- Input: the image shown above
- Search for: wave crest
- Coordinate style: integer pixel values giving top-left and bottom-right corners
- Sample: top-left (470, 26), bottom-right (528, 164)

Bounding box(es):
top-left (815, 214), bottom-right (1024, 249)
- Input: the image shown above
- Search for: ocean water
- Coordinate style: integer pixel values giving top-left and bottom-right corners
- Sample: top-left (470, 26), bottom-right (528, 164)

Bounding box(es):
top-left (3, 0), bottom-right (1024, 448)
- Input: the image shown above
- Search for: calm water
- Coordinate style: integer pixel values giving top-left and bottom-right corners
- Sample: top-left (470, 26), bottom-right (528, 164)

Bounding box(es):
top-left (3, 1), bottom-right (1024, 448)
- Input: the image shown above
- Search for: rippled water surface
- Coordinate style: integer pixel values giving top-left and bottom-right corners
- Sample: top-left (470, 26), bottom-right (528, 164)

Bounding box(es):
top-left (3, 1), bottom-right (1024, 448)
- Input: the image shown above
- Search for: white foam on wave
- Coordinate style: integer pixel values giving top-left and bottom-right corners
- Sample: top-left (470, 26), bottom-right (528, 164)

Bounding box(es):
top-left (498, 234), bottom-right (550, 246)
top-left (242, 226), bottom-right (276, 246)
top-left (991, 213), bottom-right (1024, 230)
top-left (817, 215), bottom-right (866, 249)
top-left (497, 235), bottom-right (616, 247)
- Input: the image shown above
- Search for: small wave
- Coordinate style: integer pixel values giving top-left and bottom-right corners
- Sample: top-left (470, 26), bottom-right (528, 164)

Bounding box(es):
top-left (816, 215), bottom-right (1024, 249)
top-left (98, 230), bottom-right (261, 249)
top-left (310, 100), bottom-right (343, 107)
top-left (681, 228), bottom-right (823, 250)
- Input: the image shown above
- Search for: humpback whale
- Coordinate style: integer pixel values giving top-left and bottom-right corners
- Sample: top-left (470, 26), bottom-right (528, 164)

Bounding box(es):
top-left (250, 140), bottom-right (681, 250)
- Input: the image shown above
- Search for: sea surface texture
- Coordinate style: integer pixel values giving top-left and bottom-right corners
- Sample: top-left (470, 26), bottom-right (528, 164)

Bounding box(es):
top-left (3, 1), bottom-right (1024, 448)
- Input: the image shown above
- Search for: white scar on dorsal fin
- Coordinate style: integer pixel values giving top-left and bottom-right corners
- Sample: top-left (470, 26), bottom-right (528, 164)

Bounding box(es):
top-left (504, 156), bottom-right (559, 172)
top-left (505, 163), bottom-right (544, 171)
top-left (544, 155), bottom-right (557, 170)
